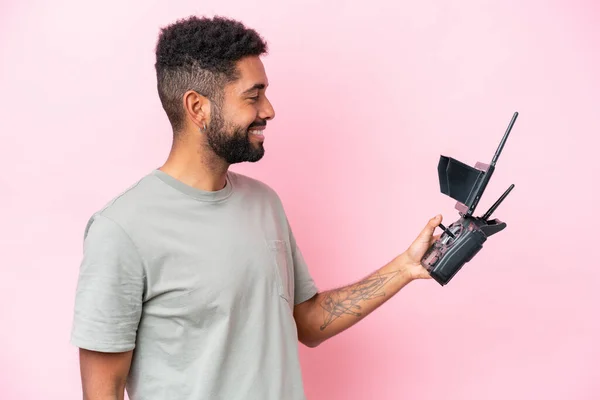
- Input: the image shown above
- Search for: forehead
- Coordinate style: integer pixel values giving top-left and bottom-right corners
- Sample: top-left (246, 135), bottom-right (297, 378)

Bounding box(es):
top-left (228, 56), bottom-right (269, 94)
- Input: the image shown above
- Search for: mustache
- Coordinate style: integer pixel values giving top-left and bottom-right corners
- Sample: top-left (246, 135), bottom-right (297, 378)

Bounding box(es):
top-left (248, 120), bottom-right (267, 129)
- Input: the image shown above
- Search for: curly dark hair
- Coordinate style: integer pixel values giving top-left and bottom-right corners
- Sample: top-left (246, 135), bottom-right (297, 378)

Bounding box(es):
top-left (154, 16), bottom-right (268, 133)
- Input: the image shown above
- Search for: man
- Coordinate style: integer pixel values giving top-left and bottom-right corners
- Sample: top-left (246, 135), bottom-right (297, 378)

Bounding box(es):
top-left (70, 15), bottom-right (443, 400)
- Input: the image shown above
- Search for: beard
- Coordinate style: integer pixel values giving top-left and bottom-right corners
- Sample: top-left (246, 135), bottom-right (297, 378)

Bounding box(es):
top-left (205, 107), bottom-right (265, 164)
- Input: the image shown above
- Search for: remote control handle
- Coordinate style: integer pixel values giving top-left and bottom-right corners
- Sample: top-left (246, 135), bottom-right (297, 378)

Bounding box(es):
top-left (427, 233), bottom-right (485, 285)
top-left (422, 217), bottom-right (488, 285)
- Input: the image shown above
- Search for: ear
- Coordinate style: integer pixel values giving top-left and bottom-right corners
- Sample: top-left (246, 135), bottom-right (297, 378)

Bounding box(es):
top-left (182, 90), bottom-right (211, 130)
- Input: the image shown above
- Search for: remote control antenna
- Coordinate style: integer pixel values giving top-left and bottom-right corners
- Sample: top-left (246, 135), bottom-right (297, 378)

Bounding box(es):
top-left (491, 112), bottom-right (518, 167)
top-left (482, 184), bottom-right (515, 220)
top-left (463, 112), bottom-right (519, 217)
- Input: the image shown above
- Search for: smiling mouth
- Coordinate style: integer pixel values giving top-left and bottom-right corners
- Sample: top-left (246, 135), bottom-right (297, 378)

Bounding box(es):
top-left (249, 128), bottom-right (264, 137)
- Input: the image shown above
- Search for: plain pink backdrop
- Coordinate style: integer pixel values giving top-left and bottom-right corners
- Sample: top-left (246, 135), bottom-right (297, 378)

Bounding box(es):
top-left (1, 0), bottom-right (599, 399)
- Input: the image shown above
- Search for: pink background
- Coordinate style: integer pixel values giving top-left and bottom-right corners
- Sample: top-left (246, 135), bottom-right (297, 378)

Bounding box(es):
top-left (1, 0), bottom-right (599, 399)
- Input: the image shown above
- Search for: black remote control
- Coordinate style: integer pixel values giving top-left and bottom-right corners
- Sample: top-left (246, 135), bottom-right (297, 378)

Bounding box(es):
top-left (421, 112), bottom-right (518, 286)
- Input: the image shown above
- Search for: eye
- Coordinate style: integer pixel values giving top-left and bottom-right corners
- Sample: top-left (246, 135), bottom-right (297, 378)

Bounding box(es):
top-left (248, 95), bottom-right (259, 102)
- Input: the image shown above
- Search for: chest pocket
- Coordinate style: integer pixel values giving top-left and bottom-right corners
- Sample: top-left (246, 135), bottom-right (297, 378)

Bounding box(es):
top-left (266, 239), bottom-right (294, 305)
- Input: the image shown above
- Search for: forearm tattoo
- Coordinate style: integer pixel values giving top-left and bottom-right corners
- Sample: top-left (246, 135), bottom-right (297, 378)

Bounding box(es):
top-left (319, 270), bottom-right (401, 331)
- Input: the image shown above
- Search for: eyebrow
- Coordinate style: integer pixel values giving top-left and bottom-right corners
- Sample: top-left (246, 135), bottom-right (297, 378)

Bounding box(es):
top-left (241, 83), bottom-right (266, 95)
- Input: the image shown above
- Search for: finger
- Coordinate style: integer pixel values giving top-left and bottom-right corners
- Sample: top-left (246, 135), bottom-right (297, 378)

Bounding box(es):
top-left (418, 214), bottom-right (442, 241)
top-left (428, 234), bottom-right (441, 246)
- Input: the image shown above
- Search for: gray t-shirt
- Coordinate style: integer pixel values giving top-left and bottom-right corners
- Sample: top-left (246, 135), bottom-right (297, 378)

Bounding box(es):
top-left (70, 169), bottom-right (319, 400)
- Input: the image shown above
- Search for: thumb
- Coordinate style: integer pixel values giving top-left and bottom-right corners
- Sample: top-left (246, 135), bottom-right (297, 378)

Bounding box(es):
top-left (418, 214), bottom-right (442, 240)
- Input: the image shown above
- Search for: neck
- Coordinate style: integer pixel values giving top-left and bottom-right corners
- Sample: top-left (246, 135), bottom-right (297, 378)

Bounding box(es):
top-left (159, 136), bottom-right (229, 192)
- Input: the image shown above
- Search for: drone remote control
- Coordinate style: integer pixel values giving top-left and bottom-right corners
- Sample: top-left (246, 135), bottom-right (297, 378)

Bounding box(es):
top-left (421, 112), bottom-right (518, 286)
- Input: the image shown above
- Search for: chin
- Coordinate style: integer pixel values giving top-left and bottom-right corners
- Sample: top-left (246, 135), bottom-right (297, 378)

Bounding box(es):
top-left (247, 148), bottom-right (265, 162)
top-left (247, 153), bottom-right (265, 163)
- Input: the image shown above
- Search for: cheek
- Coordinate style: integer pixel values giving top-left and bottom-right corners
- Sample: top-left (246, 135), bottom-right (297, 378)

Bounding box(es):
top-left (223, 105), bottom-right (257, 129)
top-left (238, 110), bottom-right (259, 130)
top-left (243, 107), bottom-right (259, 124)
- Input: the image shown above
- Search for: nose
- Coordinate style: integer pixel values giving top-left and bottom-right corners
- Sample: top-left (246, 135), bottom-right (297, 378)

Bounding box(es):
top-left (259, 96), bottom-right (275, 121)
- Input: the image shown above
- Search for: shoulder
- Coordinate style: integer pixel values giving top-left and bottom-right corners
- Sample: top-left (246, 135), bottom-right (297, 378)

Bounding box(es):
top-left (82, 172), bottom-right (159, 239)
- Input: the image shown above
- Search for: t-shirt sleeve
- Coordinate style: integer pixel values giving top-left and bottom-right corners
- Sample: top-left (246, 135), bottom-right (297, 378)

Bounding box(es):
top-left (70, 214), bottom-right (145, 353)
top-left (289, 227), bottom-right (319, 305)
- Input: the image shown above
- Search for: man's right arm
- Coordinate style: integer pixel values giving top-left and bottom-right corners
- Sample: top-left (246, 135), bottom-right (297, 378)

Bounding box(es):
top-left (79, 349), bottom-right (133, 400)
top-left (71, 214), bottom-right (145, 399)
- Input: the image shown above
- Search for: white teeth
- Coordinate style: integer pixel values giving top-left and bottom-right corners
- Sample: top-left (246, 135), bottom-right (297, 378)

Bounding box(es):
top-left (250, 130), bottom-right (263, 135)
